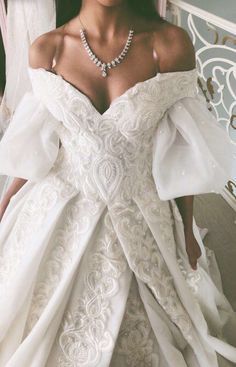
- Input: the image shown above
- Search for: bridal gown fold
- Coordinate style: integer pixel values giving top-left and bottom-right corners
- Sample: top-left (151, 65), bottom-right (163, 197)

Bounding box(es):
top-left (0, 66), bottom-right (235, 367)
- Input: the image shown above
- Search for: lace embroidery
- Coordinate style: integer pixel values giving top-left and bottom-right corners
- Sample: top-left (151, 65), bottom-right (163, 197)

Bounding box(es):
top-left (24, 194), bottom-right (103, 335)
top-left (0, 176), bottom-right (77, 292)
top-left (52, 211), bottom-right (128, 366)
top-left (177, 258), bottom-right (202, 295)
top-left (109, 194), bottom-right (193, 341)
top-left (111, 276), bottom-right (159, 367)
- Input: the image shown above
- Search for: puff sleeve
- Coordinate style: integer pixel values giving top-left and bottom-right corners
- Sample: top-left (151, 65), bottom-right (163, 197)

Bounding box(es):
top-left (0, 91), bottom-right (60, 182)
top-left (152, 93), bottom-right (233, 200)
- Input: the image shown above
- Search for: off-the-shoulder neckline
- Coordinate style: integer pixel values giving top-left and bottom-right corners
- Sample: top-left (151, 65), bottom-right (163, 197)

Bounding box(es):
top-left (28, 66), bottom-right (198, 117)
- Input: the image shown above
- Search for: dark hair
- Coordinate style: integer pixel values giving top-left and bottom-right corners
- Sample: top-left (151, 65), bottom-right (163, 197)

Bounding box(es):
top-left (56, 0), bottom-right (164, 27)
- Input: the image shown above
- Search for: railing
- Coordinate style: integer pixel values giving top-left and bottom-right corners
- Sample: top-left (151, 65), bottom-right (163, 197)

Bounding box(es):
top-left (167, 0), bottom-right (236, 210)
top-left (167, 0), bottom-right (236, 35)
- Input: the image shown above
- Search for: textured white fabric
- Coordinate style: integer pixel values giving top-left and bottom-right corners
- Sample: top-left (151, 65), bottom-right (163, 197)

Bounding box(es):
top-left (0, 92), bottom-right (59, 181)
top-left (152, 94), bottom-right (232, 200)
top-left (0, 67), bottom-right (235, 367)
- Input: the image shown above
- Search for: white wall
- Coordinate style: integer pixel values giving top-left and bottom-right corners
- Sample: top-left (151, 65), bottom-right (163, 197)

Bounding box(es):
top-left (183, 0), bottom-right (236, 22)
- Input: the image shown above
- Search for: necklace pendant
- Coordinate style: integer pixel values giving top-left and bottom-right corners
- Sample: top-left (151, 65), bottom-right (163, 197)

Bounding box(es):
top-left (101, 64), bottom-right (107, 78)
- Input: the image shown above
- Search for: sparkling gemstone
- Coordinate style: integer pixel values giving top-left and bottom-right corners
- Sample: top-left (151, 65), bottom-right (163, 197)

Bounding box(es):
top-left (111, 61), bottom-right (116, 66)
top-left (97, 61), bottom-right (102, 66)
top-left (107, 63), bottom-right (111, 69)
top-left (102, 71), bottom-right (107, 77)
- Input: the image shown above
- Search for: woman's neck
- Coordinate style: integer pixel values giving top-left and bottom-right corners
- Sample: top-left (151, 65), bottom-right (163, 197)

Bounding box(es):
top-left (77, 0), bottom-right (133, 40)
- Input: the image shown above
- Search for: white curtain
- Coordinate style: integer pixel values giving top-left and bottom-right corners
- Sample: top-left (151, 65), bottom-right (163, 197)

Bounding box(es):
top-left (0, 0), bottom-right (56, 200)
top-left (0, 0), bottom-right (7, 51)
top-left (157, 0), bottom-right (167, 18)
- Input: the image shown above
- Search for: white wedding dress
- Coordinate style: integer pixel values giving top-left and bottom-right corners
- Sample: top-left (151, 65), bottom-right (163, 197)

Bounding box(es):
top-left (0, 66), bottom-right (235, 367)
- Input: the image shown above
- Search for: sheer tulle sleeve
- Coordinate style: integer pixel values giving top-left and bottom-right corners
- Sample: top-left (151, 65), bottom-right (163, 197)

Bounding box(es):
top-left (0, 91), bottom-right (60, 181)
top-left (152, 94), bottom-right (233, 200)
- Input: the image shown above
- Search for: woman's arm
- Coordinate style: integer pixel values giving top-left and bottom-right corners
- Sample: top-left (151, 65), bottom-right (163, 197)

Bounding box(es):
top-left (0, 177), bottom-right (27, 221)
top-left (175, 195), bottom-right (202, 270)
top-left (175, 195), bottom-right (194, 232)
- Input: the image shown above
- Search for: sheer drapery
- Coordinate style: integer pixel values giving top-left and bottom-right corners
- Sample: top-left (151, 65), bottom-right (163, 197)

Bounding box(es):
top-left (1, 0), bottom-right (56, 129)
top-left (0, 0), bottom-right (56, 200)
top-left (157, 0), bottom-right (167, 18)
top-left (0, 0), bottom-right (7, 51)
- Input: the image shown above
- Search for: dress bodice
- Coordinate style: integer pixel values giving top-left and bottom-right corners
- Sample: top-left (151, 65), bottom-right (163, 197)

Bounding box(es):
top-left (27, 68), bottom-right (198, 203)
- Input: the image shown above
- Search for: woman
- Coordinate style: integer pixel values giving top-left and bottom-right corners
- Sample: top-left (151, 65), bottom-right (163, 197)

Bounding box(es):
top-left (0, 0), bottom-right (235, 366)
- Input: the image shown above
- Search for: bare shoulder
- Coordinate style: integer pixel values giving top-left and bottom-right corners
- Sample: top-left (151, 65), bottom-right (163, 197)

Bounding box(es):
top-left (29, 28), bottom-right (64, 70)
top-left (152, 21), bottom-right (196, 73)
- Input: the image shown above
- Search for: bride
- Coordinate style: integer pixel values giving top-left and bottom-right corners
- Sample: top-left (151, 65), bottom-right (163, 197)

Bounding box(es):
top-left (0, 0), bottom-right (235, 366)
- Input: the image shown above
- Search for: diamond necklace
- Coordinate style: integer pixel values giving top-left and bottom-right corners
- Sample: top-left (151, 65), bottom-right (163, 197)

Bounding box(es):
top-left (79, 20), bottom-right (134, 78)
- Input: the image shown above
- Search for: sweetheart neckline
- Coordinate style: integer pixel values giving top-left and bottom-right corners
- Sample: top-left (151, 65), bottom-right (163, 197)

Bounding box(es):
top-left (28, 66), bottom-right (197, 118)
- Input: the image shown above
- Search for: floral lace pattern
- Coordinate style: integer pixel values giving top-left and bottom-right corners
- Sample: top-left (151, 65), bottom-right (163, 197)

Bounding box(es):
top-left (108, 189), bottom-right (193, 341)
top-left (0, 173), bottom-right (77, 292)
top-left (24, 191), bottom-right (104, 335)
top-left (46, 211), bottom-right (129, 367)
top-left (177, 258), bottom-right (202, 295)
top-left (111, 276), bottom-right (159, 367)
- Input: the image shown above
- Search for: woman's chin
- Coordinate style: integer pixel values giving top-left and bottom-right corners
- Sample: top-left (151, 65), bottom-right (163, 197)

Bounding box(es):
top-left (96, 0), bottom-right (126, 8)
